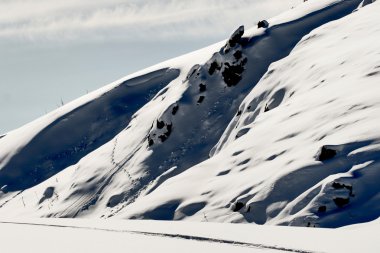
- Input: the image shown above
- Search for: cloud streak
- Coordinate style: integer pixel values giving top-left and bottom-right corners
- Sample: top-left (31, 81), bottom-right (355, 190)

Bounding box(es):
top-left (0, 0), bottom-right (302, 42)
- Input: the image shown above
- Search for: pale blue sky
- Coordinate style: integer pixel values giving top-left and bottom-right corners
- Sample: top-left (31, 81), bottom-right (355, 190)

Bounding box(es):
top-left (0, 0), bottom-right (301, 133)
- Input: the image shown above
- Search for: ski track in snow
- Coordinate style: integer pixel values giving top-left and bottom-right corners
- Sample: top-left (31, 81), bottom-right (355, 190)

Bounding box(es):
top-left (0, 191), bottom-right (23, 208)
top-left (0, 220), bottom-right (314, 253)
top-left (65, 137), bottom-right (144, 218)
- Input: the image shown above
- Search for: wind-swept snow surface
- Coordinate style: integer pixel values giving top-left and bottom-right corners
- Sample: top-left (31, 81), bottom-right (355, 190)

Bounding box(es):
top-left (0, 0), bottom-right (379, 235)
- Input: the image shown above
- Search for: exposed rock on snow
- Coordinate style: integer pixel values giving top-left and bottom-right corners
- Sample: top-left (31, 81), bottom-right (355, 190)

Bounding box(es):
top-left (317, 146), bottom-right (337, 161)
top-left (257, 20), bottom-right (270, 28)
top-left (224, 25), bottom-right (245, 53)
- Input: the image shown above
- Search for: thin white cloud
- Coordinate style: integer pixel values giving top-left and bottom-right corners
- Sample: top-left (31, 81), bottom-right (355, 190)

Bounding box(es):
top-left (0, 0), bottom-right (303, 42)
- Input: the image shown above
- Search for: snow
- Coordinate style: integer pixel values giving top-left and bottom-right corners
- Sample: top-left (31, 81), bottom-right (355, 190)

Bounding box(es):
top-left (0, 1), bottom-right (379, 249)
top-left (0, 220), bottom-right (264, 253)
top-left (0, 218), bottom-right (378, 253)
top-left (117, 0), bottom-right (379, 227)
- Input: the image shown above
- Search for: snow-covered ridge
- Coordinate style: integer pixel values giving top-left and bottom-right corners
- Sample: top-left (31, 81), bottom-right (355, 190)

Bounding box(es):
top-left (1, 0), bottom-right (379, 230)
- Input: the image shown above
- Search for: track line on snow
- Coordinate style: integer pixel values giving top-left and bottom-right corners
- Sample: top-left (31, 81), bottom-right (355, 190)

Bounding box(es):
top-left (0, 191), bottom-right (23, 208)
top-left (0, 221), bottom-right (316, 253)
top-left (60, 137), bottom-right (141, 217)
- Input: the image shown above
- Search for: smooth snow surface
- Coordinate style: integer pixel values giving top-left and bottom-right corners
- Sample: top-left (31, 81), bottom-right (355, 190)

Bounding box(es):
top-left (0, 0), bottom-right (379, 237)
top-left (0, 218), bottom-right (379, 253)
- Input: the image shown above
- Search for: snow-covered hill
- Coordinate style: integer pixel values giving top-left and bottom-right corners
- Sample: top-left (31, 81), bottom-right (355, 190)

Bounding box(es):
top-left (0, 0), bottom-right (379, 232)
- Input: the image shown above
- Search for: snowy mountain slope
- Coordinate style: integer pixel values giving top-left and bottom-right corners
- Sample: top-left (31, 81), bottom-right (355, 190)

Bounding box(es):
top-left (0, 0), bottom-right (378, 231)
top-left (116, 0), bottom-right (380, 227)
top-left (1, 218), bottom-right (379, 253)
top-left (0, 68), bottom-right (181, 192)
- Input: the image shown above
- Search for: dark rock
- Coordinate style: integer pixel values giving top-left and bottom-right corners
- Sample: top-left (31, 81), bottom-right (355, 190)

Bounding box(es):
top-left (227, 25), bottom-right (245, 48)
top-left (159, 134), bottom-right (168, 142)
top-left (333, 197), bottom-right (350, 208)
top-left (172, 105), bottom-right (179, 115)
top-left (233, 202), bottom-right (245, 212)
top-left (186, 65), bottom-right (199, 80)
top-left (332, 182), bottom-right (345, 189)
top-left (332, 182), bottom-right (352, 191)
top-left (258, 20), bottom-right (269, 29)
top-left (156, 120), bottom-right (165, 129)
top-left (159, 123), bottom-right (173, 143)
top-left (222, 62), bottom-right (246, 87)
top-left (332, 182), bottom-right (354, 196)
top-left (208, 61), bottom-right (221, 75)
top-left (199, 83), bottom-right (206, 92)
top-left (233, 50), bottom-right (243, 60)
top-left (318, 206), bottom-right (327, 213)
top-left (197, 96), bottom-right (205, 104)
top-left (236, 110), bottom-right (242, 116)
top-left (264, 104), bottom-right (270, 112)
top-left (149, 121), bottom-right (173, 145)
top-left (166, 123), bottom-right (172, 134)
top-left (318, 146), bottom-right (337, 161)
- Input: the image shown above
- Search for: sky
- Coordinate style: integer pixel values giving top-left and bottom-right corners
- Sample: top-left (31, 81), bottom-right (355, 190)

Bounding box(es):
top-left (0, 0), bottom-right (302, 134)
